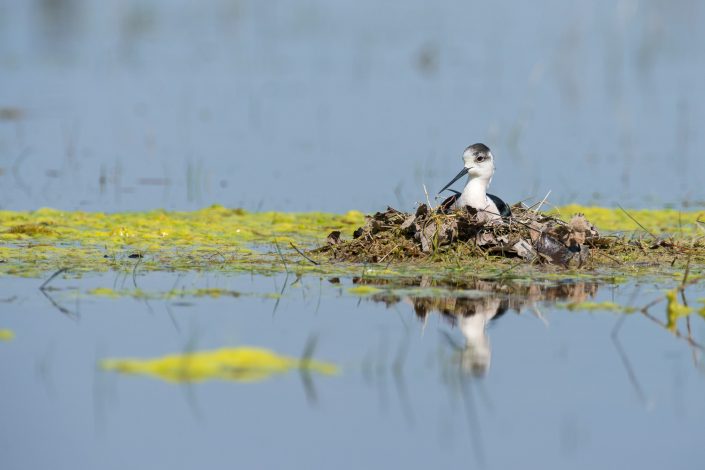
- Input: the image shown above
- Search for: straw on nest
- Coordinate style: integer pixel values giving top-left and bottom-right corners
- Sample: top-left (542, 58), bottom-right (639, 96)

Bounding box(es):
top-left (319, 203), bottom-right (610, 267)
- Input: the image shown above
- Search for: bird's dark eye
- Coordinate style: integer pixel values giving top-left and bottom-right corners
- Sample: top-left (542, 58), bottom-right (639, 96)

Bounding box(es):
top-left (475, 155), bottom-right (486, 162)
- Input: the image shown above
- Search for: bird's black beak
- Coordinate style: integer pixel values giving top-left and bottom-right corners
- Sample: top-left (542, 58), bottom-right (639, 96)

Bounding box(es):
top-left (438, 167), bottom-right (468, 194)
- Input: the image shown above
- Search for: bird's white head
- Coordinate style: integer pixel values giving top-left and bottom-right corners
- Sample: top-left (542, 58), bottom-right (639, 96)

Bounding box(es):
top-left (462, 143), bottom-right (495, 181)
top-left (438, 142), bottom-right (497, 196)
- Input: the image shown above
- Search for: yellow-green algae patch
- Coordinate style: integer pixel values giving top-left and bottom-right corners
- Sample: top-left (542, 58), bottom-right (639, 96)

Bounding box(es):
top-left (0, 205), bottom-right (364, 277)
top-left (561, 301), bottom-right (637, 313)
top-left (84, 287), bottom-right (279, 301)
top-left (1, 205), bottom-right (704, 279)
top-left (348, 285), bottom-right (383, 296)
top-left (100, 346), bottom-right (339, 383)
top-left (87, 287), bottom-right (122, 298)
top-left (0, 329), bottom-right (14, 341)
top-left (553, 205), bottom-right (705, 235)
top-left (0, 206), bottom-right (364, 247)
top-left (665, 289), bottom-right (698, 332)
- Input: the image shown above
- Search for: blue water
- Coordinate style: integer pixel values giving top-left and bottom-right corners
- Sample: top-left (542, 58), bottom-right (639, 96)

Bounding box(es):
top-left (1, 273), bottom-right (704, 469)
top-left (1, 0), bottom-right (704, 213)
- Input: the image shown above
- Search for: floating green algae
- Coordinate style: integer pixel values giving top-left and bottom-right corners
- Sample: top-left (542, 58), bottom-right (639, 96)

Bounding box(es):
top-left (554, 205), bottom-right (705, 235)
top-left (0, 206), bottom-right (365, 248)
top-left (665, 289), bottom-right (696, 332)
top-left (347, 286), bottom-right (383, 296)
top-left (561, 301), bottom-right (637, 313)
top-left (84, 286), bottom-right (278, 301)
top-left (1, 205), bottom-right (704, 279)
top-left (0, 205), bottom-right (364, 277)
top-left (100, 346), bottom-right (339, 383)
top-left (0, 329), bottom-right (14, 341)
top-left (87, 287), bottom-right (122, 298)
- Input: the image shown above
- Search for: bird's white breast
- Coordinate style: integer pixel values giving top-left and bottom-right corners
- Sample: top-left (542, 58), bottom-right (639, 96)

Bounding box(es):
top-left (454, 179), bottom-right (500, 219)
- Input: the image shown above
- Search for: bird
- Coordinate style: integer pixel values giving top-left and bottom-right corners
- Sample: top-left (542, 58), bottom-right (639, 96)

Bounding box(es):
top-left (438, 143), bottom-right (511, 219)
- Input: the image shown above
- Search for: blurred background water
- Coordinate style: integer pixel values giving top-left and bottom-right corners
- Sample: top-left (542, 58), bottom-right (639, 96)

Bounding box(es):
top-left (1, 0), bottom-right (704, 213)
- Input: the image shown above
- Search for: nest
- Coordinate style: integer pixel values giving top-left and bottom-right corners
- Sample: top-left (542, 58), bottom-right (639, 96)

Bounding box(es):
top-left (319, 204), bottom-right (610, 267)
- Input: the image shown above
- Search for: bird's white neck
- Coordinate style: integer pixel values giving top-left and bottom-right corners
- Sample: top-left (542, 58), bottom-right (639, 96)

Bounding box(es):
top-left (458, 175), bottom-right (491, 209)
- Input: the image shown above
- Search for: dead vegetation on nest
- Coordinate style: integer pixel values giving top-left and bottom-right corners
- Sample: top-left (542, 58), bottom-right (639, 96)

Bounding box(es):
top-left (318, 203), bottom-right (614, 267)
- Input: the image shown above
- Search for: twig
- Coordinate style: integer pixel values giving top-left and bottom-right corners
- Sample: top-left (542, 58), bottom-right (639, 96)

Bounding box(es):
top-left (299, 334), bottom-right (320, 405)
top-left (39, 288), bottom-right (76, 318)
top-left (132, 255), bottom-right (143, 288)
top-left (38, 268), bottom-right (77, 319)
top-left (681, 255), bottom-right (692, 289)
top-left (462, 240), bottom-right (489, 260)
top-left (271, 273), bottom-right (290, 316)
top-left (378, 244), bottom-right (399, 263)
top-left (639, 296), bottom-right (664, 313)
top-left (610, 316), bottom-right (649, 406)
top-left (516, 196), bottom-right (536, 207)
top-left (533, 190), bottom-right (552, 213)
top-left (274, 241), bottom-right (290, 273)
top-left (289, 242), bottom-right (320, 265)
top-left (617, 205), bottom-right (657, 240)
top-left (590, 249), bottom-right (623, 265)
top-left (686, 316), bottom-right (699, 366)
top-left (422, 184), bottom-right (435, 210)
top-left (695, 215), bottom-right (705, 235)
top-left (493, 260), bottom-right (523, 279)
top-left (640, 309), bottom-right (705, 351)
top-left (640, 298), bottom-right (705, 351)
top-left (40, 267), bottom-right (69, 290)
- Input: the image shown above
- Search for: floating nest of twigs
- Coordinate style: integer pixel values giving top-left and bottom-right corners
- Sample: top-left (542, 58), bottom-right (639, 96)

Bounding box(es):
top-left (318, 203), bottom-right (616, 267)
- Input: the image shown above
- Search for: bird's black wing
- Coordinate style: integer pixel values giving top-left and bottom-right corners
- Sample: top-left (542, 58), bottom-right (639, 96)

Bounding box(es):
top-left (487, 193), bottom-right (512, 218)
top-left (439, 192), bottom-right (459, 213)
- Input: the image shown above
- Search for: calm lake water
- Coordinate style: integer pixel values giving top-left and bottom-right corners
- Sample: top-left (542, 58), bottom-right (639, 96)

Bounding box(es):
top-left (2, 273), bottom-right (705, 469)
top-left (1, 2), bottom-right (705, 469)
top-left (1, 0), bottom-right (704, 212)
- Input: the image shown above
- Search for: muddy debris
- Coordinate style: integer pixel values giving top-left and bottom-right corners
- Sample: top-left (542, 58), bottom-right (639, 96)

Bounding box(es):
top-left (318, 204), bottom-right (608, 267)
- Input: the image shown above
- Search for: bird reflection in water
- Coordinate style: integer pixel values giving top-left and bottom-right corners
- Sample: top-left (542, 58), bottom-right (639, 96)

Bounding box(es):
top-left (358, 277), bottom-right (599, 377)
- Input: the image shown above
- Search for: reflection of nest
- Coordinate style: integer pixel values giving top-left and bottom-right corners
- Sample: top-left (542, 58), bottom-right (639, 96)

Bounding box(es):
top-left (359, 277), bottom-right (599, 378)
top-left (411, 295), bottom-right (509, 321)
top-left (359, 277), bottom-right (599, 321)
top-left (321, 204), bottom-right (608, 267)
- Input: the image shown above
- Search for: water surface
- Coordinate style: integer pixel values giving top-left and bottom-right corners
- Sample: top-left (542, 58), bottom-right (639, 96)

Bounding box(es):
top-left (2, 273), bottom-right (703, 469)
top-left (1, 0), bottom-right (704, 212)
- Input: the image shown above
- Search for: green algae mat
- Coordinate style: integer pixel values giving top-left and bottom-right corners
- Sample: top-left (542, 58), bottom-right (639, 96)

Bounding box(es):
top-left (0, 205), bottom-right (364, 277)
top-left (1, 204), bottom-right (704, 279)
top-left (101, 346), bottom-right (339, 384)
